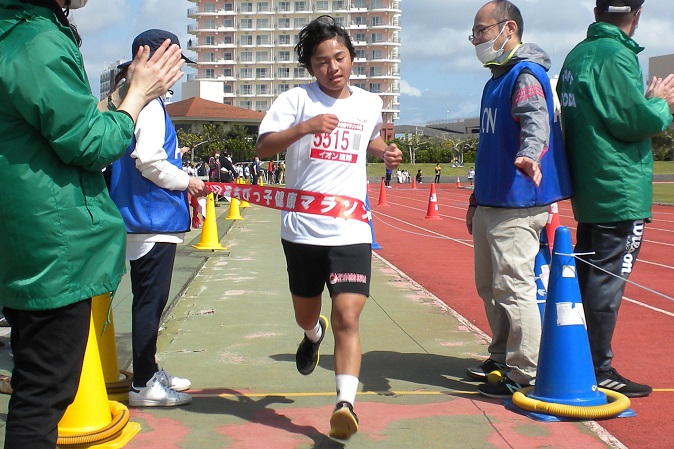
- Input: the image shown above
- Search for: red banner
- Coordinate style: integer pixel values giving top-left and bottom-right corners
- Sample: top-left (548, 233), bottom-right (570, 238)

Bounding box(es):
top-left (206, 182), bottom-right (369, 223)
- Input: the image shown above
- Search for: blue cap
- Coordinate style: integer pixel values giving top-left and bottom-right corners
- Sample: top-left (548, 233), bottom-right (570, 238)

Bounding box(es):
top-left (118, 29), bottom-right (195, 69)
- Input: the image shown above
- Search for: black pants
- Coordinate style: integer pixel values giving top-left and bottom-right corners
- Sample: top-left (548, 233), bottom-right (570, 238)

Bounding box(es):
top-left (3, 299), bottom-right (91, 449)
top-left (575, 220), bottom-right (645, 372)
top-left (130, 242), bottom-right (177, 386)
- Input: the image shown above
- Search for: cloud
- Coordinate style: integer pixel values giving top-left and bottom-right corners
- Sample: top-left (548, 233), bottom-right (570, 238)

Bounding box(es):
top-left (400, 80), bottom-right (422, 97)
top-left (397, 0), bottom-right (674, 123)
top-left (69, 0), bottom-right (674, 124)
top-left (74, 0), bottom-right (193, 99)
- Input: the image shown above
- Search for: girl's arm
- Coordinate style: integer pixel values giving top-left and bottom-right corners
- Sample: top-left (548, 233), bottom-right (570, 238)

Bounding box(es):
top-left (256, 114), bottom-right (339, 158)
top-left (367, 136), bottom-right (403, 168)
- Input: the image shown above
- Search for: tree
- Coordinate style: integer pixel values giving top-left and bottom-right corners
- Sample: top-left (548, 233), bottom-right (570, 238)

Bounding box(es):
top-left (225, 125), bottom-right (257, 162)
top-left (653, 129), bottom-right (674, 161)
top-left (459, 136), bottom-right (478, 164)
top-left (176, 124), bottom-right (226, 165)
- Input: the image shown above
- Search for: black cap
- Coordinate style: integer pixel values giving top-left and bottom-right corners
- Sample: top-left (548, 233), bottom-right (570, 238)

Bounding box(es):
top-left (596, 0), bottom-right (644, 13)
top-left (118, 29), bottom-right (195, 69)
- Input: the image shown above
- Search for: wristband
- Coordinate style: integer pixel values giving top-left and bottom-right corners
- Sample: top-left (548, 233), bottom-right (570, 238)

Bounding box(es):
top-left (107, 95), bottom-right (117, 111)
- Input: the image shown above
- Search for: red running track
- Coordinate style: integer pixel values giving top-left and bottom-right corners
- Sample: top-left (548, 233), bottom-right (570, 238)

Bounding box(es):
top-left (368, 181), bottom-right (674, 449)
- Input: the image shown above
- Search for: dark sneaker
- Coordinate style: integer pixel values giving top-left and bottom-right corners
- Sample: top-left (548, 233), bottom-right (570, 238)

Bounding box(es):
top-left (596, 368), bottom-right (652, 398)
top-left (466, 358), bottom-right (507, 380)
top-left (329, 401), bottom-right (359, 440)
top-left (295, 315), bottom-right (329, 375)
top-left (478, 376), bottom-right (531, 399)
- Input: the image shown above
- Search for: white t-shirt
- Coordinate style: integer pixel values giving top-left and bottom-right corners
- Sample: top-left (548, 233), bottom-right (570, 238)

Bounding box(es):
top-left (258, 83), bottom-right (383, 246)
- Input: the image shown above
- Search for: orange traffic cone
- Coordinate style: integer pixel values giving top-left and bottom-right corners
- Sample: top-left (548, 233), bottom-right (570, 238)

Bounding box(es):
top-left (91, 294), bottom-right (132, 402)
top-left (545, 202), bottom-right (561, 256)
top-left (424, 183), bottom-right (442, 219)
top-left (226, 197), bottom-right (244, 220)
top-left (377, 178), bottom-right (388, 206)
top-left (57, 313), bottom-right (140, 447)
top-left (411, 175), bottom-right (417, 190)
top-left (193, 193), bottom-right (227, 251)
top-left (455, 176), bottom-right (461, 188)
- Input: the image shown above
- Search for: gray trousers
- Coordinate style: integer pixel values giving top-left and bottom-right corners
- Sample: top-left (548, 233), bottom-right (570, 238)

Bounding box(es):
top-left (472, 205), bottom-right (548, 384)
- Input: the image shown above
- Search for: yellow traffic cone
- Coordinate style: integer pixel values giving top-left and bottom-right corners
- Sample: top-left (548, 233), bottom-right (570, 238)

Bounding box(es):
top-left (226, 197), bottom-right (244, 220)
top-left (239, 194), bottom-right (251, 208)
top-left (91, 294), bottom-right (132, 402)
top-left (193, 193), bottom-right (227, 251)
top-left (57, 313), bottom-right (140, 448)
top-left (234, 176), bottom-right (251, 208)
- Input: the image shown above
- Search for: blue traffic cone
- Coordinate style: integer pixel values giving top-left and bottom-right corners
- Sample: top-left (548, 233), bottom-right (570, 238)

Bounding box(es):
top-left (508, 226), bottom-right (633, 422)
top-left (534, 231), bottom-right (552, 319)
top-left (528, 226), bottom-right (605, 406)
top-left (365, 194), bottom-right (382, 250)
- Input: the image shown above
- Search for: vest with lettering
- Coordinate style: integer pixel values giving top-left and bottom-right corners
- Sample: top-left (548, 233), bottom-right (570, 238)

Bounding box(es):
top-left (109, 99), bottom-right (190, 234)
top-left (475, 61), bottom-right (572, 208)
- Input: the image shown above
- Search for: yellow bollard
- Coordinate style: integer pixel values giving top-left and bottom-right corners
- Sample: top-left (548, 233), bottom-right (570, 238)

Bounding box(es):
top-left (225, 197), bottom-right (243, 220)
top-left (193, 193), bottom-right (227, 251)
top-left (91, 294), bottom-right (132, 402)
top-left (57, 313), bottom-right (140, 448)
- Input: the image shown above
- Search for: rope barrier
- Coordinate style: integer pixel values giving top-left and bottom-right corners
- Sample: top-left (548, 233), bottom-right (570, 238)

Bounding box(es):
top-left (373, 211), bottom-right (674, 304)
top-left (555, 251), bottom-right (674, 303)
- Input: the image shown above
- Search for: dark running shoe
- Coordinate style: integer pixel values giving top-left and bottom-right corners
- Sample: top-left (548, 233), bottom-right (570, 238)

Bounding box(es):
top-left (295, 315), bottom-right (329, 375)
top-left (466, 358), bottom-right (507, 380)
top-left (596, 368), bottom-right (652, 398)
top-left (478, 376), bottom-right (531, 399)
top-left (329, 401), bottom-right (359, 440)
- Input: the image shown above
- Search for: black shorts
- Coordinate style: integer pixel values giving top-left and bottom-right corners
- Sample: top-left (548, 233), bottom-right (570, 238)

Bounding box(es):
top-left (281, 240), bottom-right (371, 298)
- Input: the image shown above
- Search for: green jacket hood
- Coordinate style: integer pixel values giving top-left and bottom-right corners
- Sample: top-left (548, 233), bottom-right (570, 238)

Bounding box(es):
top-left (587, 21), bottom-right (644, 55)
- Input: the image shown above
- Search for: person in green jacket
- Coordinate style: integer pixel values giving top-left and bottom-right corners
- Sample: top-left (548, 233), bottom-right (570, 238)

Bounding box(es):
top-left (557, 0), bottom-right (674, 398)
top-left (0, 0), bottom-right (185, 447)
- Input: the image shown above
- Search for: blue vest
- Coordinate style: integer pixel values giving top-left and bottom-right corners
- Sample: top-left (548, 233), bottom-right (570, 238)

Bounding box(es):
top-left (475, 61), bottom-right (572, 208)
top-left (109, 100), bottom-right (190, 234)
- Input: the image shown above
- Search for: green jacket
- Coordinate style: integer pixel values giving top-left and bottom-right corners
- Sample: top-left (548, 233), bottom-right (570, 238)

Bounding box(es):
top-left (0, 0), bottom-right (134, 310)
top-left (557, 22), bottom-right (672, 223)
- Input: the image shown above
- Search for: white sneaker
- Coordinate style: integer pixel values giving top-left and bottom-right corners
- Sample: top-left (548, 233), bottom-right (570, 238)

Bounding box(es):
top-left (157, 368), bottom-right (192, 392)
top-left (128, 373), bottom-right (192, 407)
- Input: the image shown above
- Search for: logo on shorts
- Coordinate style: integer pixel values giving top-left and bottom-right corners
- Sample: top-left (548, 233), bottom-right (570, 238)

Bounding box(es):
top-left (329, 272), bottom-right (367, 285)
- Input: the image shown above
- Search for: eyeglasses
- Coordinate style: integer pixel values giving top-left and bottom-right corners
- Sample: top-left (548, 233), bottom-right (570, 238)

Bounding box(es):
top-left (468, 20), bottom-right (508, 43)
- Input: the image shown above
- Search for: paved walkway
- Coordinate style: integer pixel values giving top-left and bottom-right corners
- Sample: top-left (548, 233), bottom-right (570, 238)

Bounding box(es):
top-left (0, 202), bottom-right (619, 448)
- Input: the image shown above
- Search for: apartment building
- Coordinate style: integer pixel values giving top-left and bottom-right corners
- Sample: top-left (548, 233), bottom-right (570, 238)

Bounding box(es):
top-left (184, 0), bottom-right (401, 134)
top-left (99, 60), bottom-right (125, 100)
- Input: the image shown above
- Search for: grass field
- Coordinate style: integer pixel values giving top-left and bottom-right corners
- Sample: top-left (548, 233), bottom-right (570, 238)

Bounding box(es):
top-left (367, 161), bottom-right (674, 204)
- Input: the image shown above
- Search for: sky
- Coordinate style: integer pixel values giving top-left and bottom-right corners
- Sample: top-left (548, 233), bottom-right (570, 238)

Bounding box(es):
top-left (72, 0), bottom-right (674, 127)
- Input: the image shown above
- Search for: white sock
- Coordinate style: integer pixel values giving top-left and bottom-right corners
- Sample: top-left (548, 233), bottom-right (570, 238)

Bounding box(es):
top-left (336, 374), bottom-right (359, 405)
top-left (303, 320), bottom-right (322, 343)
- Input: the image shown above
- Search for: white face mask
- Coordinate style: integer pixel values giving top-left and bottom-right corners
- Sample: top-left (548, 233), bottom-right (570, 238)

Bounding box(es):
top-left (475, 25), bottom-right (509, 65)
top-left (68, 0), bottom-right (89, 9)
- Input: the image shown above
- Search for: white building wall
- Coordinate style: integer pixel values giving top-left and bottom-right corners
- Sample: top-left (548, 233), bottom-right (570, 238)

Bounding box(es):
top-left (185, 0), bottom-right (401, 124)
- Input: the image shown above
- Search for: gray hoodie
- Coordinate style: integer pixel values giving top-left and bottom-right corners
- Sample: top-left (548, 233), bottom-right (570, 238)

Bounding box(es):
top-left (487, 43), bottom-right (553, 162)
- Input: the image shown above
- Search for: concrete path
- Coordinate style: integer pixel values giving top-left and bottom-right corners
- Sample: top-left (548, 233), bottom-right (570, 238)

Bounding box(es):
top-left (0, 202), bottom-right (618, 448)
